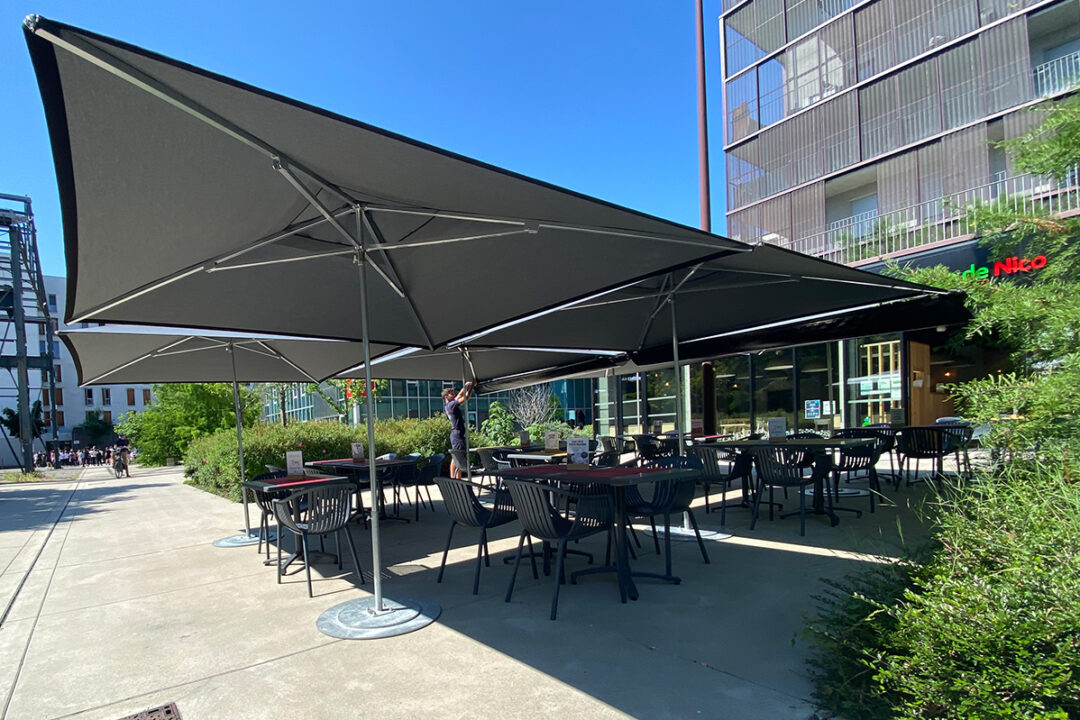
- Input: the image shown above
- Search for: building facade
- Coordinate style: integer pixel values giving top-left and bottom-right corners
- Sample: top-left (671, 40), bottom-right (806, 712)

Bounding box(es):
top-left (0, 275), bottom-right (156, 466)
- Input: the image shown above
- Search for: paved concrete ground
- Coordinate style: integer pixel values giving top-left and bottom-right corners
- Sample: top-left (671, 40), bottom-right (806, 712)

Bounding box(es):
top-left (0, 461), bottom-right (935, 720)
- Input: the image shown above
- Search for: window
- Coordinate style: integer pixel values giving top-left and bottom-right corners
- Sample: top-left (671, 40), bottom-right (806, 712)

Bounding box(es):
top-left (85, 389), bottom-right (93, 406)
top-left (103, 411), bottom-right (112, 425)
top-left (126, 388), bottom-right (136, 406)
top-left (56, 411), bottom-right (64, 427)
top-left (47, 293), bottom-right (57, 312)
top-left (101, 389), bottom-right (111, 405)
top-left (44, 410), bottom-right (51, 426)
top-left (55, 364), bottom-right (62, 383)
top-left (54, 388), bottom-right (63, 406)
top-left (143, 389), bottom-right (151, 405)
top-left (50, 318), bottom-right (59, 332)
top-left (38, 340), bottom-right (60, 356)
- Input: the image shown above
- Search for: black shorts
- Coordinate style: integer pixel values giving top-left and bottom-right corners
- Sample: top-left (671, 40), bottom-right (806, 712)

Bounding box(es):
top-left (450, 431), bottom-right (466, 451)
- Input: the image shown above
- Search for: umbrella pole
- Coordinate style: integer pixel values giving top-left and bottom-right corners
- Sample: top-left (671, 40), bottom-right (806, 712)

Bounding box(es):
top-left (231, 342), bottom-right (252, 538)
top-left (315, 226), bottom-right (441, 639)
top-left (460, 350), bottom-right (472, 484)
top-left (358, 250), bottom-right (385, 613)
top-left (671, 300), bottom-right (684, 457)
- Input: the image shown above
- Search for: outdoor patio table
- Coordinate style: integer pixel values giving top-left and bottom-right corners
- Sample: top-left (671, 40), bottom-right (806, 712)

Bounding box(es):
top-left (494, 464), bottom-right (699, 603)
top-left (506, 450), bottom-right (568, 466)
top-left (242, 474), bottom-right (352, 574)
top-left (698, 437), bottom-right (874, 525)
top-left (305, 457), bottom-right (419, 523)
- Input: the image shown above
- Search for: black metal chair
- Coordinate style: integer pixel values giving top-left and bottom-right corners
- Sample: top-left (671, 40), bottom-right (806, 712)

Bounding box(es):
top-left (405, 453), bottom-right (443, 521)
top-left (864, 424), bottom-right (901, 485)
top-left (938, 423), bottom-right (976, 478)
top-left (271, 481), bottom-right (365, 597)
top-left (631, 434), bottom-right (664, 465)
top-left (242, 470), bottom-right (287, 560)
top-left (896, 427), bottom-right (953, 486)
top-left (433, 475), bottom-right (519, 595)
top-left (476, 447), bottom-right (509, 487)
top-left (749, 446), bottom-right (835, 536)
top-left (830, 440), bottom-right (882, 513)
top-left (625, 456), bottom-right (709, 576)
top-left (389, 453), bottom-right (423, 517)
top-left (685, 445), bottom-right (753, 524)
top-left (504, 479), bottom-right (614, 620)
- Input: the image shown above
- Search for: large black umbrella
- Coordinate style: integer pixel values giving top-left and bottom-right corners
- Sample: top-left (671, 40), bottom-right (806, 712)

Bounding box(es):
top-left (61, 326), bottom-right (389, 546)
top-left (25, 16), bottom-right (748, 633)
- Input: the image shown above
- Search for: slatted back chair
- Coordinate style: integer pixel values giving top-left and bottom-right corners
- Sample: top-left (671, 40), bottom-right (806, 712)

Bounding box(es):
top-left (631, 434), bottom-right (663, 465)
top-left (685, 445), bottom-right (752, 524)
top-left (896, 426), bottom-right (953, 485)
top-left (503, 479), bottom-right (614, 620)
top-left (272, 481), bottom-right (364, 597)
top-left (433, 475), bottom-right (517, 595)
top-left (631, 456), bottom-right (710, 573)
top-left (831, 440), bottom-right (882, 513)
top-left (243, 470), bottom-right (288, 559)
top-left (750, 446), bottom-right (833, 536)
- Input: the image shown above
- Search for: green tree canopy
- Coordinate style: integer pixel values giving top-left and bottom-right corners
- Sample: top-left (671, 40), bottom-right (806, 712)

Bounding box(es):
top-left (0, 400), bottom-right (45, 439)
top-left (74, 409), bottom-right (114, 446)
top-left (117, 383), bottom-right (260, 465)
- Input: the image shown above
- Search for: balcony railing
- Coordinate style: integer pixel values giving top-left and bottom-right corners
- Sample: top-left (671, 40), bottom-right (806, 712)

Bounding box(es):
top-left (1034, 50), bottom-right (1080, 98)
top-left (778, 166), bottom-right (1080, 265)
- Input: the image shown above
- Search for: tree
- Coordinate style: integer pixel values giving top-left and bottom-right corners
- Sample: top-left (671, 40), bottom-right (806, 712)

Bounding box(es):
top-left (0, 400), bottom-right (45, 439)
top-left (507, 384), bottom-right (558, 428)
top-left (117, 383), bottom-right (260, 465)
top-left (74, 409), bottom-right (114, 446)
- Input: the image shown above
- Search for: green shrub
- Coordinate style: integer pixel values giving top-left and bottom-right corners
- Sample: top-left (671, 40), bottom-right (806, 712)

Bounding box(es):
top-left (183, 418), bottom-right (491, 500)
top-left (481, 401), bottom-right (517, 445)
top-left (526, 420), bottom-right (589, 443)
top-left (806, 450), bottom-right (1080, 720)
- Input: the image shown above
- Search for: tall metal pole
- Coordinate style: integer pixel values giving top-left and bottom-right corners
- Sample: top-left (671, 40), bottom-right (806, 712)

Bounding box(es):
top-left (671, 299), bottom-right (684, 456)
top-left (229, 342), bottom-right (252, 537)
top-left (357, 217), bottom-right (386, 613)
top-left (695, 0), bottom-right (712, 233)
top-left (9, 226), bottom-right (33, 472)
top-left (460, 350), bottom-right (472, 483)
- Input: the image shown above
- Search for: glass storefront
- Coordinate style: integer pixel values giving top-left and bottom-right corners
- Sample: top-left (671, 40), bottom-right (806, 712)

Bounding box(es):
top-left (844, 334), bottom-right (902, 425)
top-left (753, 348), bottom-right (796, 433)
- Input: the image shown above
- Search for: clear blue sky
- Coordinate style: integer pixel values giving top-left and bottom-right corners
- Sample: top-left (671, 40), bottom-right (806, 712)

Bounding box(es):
top-left (2, 1), bottom-right (729, 278)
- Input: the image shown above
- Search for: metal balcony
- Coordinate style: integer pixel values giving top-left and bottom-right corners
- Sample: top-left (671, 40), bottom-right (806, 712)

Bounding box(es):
top-left (1034, 50), bottom-right (1080, 98)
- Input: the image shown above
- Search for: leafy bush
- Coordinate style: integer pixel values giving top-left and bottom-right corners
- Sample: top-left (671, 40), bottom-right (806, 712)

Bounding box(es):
top-left (525, 420), bottom-right (589, 443)
top-left (481, 401), bottom-right (517, 445)
top-left (183, 418), bottom-right (491, 500)
top-left (807, 452), bottom-right (1080, 720)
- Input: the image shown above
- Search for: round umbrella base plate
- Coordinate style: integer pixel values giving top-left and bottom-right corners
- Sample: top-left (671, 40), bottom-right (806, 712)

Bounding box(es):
top-left (645, 526), bottom-right (733, 542)
top-left (803, 487), bottom-right (870, 498)
top-left (212, 530), bottom-right (275, 548)
top-left (317, 595), bottom-right (441, 639)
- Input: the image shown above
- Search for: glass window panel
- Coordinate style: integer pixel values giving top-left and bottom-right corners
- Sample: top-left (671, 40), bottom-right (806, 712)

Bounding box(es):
top-left (822, 91), bottom-right (859, 173)
top-left (897, 59), bottom-right (942, 145)
top-left (726, 139), bottom-right (762, 209)
top-left (726, 5), bottom-right (764, 76)
top-left (646, 369), bottom-right (677, 433)
top-left (796, 344), bottom-right (839, 431)
top-left (758, 57), bottom-right (787, 127)
top-left (941, 41), bottom-right (983, 129)
top-left (860, 76), bottom-right (898, 160)
top-left (785, 0), bottom-right (855, 39)
top-left (895, 0), bottom-right (936, 63)
top-left (726, 70), bottom-right (759, 143)
top-left (982, 17), bottom-right (1033, 113)
top-left (753, 350), bottom-right (796, 432)
top-left (620, 375), bottom-right (643, 435)
top-left (844, 334), bottom-right (902, 425)
top-left (855, 0), bottom-right (895, 81)
top-left (714, 355), bottom-right (753, 436)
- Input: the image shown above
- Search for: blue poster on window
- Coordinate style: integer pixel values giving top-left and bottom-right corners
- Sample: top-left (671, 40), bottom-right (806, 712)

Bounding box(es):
top-left (804, 399), bottom-right (821, 420)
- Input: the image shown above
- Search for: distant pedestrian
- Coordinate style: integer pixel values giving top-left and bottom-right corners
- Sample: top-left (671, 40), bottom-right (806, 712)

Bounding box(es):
top-left (443, 382), bottom-right (475, 479)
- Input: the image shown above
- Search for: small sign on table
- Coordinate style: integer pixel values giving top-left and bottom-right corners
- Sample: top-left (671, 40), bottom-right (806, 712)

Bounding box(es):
top-left (351, 442), bottom-right (365, 461)
top-left (766, 417), bottom-right (787, 441)
top-left (566, 436), bottom-right (590, 468)
top-left (544, 431), bottom-right (560, 450)
top-left (519, 430), bottom-right (531, 446)
top-left (286, 450), bottom-right (304, 476)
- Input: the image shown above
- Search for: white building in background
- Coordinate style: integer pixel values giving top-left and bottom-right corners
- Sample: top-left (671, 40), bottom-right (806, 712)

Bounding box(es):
top-left (0, 275), bottom-right (155, 467)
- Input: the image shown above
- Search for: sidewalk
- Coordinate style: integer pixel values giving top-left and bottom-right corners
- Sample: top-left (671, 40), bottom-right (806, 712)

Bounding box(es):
top-left (0, 463), bottom-right (931, 720)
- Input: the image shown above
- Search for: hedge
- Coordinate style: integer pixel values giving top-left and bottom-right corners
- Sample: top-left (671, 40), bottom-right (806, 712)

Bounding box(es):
top-left (184, 418), bottom-right (491, 500)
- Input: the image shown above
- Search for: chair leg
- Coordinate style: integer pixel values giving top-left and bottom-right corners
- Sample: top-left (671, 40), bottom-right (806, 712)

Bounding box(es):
top-left (662, 512), bottom-right (673, 577)
top-left (505, 531), bottom-right (528, 603)
top-left (342, 527), bottom-right (365, 584)
top-left (301, 534), bottom-right (313, 598)
top-left (550, 537), bottom-right (568, 621)
top-left (799, 486), bottom-right (806, 537)
top-left (686, 510), bottom-right (709, 564)
top-left (649, 517), bottom-right (661, 555)
top-left (526, 535), bottom-right (539, 580)
top-left (750, 478), bottom-right (764, 531)
top-left (276, 532), bottom-right (283, 585)
top-left (437, 521), bottom-right (457, 584)
top-left (869, 468), bottom-right (877, 513)
top-left (473, 528), bottom-right (487, 595)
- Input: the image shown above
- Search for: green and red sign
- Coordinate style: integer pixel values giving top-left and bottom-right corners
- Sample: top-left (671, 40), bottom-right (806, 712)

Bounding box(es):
top-left (958, 255), bottom-right (1048, 280)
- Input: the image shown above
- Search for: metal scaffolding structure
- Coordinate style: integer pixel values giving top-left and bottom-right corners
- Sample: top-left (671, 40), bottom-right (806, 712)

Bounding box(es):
top-left (0, 193), bottom-right (57, 471)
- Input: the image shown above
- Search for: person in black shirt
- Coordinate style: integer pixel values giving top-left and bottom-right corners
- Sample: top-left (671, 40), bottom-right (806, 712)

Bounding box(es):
top-left (443, 382), bottom-right (475, 478)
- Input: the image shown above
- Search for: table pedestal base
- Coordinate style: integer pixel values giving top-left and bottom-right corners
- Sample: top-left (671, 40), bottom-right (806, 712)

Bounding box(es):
top-left (212, 529), bottom-right (276, 548)
top-left (317, 595), bottom-right (441, 639)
